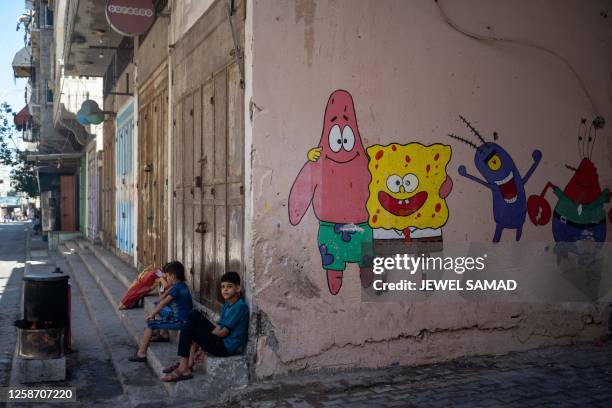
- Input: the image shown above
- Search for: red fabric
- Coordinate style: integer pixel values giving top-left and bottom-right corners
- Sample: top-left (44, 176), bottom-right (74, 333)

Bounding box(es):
top-left (118, 267), bottom-right (158, 309)
top-left (13, 105), bottom-right (30, 131)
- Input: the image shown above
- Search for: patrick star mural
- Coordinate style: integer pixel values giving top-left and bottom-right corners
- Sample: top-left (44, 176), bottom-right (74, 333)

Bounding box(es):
top-left (288, 90), bottom-right (373, 295)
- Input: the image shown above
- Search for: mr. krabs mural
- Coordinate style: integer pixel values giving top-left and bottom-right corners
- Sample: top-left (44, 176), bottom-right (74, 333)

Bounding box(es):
top-left (448, 116), bottom-right (542, 242)
top-left (527, 118), bottom-right (611, 261)
top-left (288, 90), bottom-right (373, 295)
top-left (366, 143), bottom-right (453, 241)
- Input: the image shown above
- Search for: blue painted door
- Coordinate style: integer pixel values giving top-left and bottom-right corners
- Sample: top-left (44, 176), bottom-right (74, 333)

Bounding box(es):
top-left (115, 101), bottom-right (135, 257)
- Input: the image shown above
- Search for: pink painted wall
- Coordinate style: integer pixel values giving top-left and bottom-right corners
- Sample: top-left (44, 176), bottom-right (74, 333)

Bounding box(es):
top-left (248, 0), bottom-right (611, 378)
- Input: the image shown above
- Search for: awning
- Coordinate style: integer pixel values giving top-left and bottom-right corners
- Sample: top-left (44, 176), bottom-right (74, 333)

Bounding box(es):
top-left (14, 105), bottom-right (31, 131)
top-left (26, 153), bottom-right (84, 162)
top-left (12, 46), bottom-right (32, 77)
top-left (0, 196), bottom-right (25, 207)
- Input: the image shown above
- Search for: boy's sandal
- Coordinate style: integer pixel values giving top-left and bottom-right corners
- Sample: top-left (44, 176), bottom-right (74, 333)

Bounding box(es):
top-left (128, 354), bottom-right (147, 362)
top-left (161, 369), bottom-right (193, 382)
top-left (162, 362), bottom-right (180, 373)
top-left (150, 334), bottom-right (170, 342)
top-left (162, 361), bottom-right (196, 374)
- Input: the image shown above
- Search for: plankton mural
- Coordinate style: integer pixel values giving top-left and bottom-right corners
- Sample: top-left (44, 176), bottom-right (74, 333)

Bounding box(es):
top-left (448, 116), bottom-right (542, 242)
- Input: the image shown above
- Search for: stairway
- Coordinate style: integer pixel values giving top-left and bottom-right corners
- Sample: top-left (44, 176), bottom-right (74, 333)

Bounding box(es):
top-left (61, 239), bottom-right (248, 404)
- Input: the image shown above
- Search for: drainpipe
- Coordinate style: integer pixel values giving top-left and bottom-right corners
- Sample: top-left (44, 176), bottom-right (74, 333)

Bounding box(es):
top-left (242, 0), bottom-right (257, 381)
top-left (167, 0), bottom-right (174, 260)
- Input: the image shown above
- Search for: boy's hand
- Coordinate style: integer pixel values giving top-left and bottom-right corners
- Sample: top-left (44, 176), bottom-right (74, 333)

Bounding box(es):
top-left (307, 147), bottom-right (322, 162)
top-left (145, 313), bottom-right (155, 321)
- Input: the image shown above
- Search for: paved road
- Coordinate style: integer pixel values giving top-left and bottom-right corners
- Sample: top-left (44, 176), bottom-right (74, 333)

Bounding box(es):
top-left (216, 341), bottom-right (612, 408)
top-left (0, 222), bottom-right (27, 387)
top-left (0, 225), bottom-right (124, 407)
top-left (3, 225), bottom-right (611, 407)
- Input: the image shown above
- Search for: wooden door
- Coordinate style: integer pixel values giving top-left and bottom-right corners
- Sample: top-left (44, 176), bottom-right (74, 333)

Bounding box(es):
top-left (138, 63), bottom-right (169, 268)
top-left (171, 0), bottom-right (245, 310)
top-left (174, 63), bottom-right (244, 310)
top-left (102, 117), bottom-right (116, 245)
top-left (60, 175), bottom-right (76, 231)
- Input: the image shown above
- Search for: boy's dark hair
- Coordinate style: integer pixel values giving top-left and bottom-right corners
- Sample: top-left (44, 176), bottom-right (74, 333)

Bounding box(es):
top-left (220, 271), bottom-right (241, 286)
top-left (163, 261), bottom-right (186, 281)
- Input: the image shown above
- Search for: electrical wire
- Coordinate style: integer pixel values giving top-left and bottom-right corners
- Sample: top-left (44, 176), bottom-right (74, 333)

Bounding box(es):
top-left (434, 0), bottom-right (601, 117)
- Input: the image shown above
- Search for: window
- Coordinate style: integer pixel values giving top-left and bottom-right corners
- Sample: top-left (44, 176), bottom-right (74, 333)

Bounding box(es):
top-left (42, 4), bottom-right (53, 27)
top-left (45, 80), bottom-right (53, 104)
top-left (23, 126), bottom-right (38, 142)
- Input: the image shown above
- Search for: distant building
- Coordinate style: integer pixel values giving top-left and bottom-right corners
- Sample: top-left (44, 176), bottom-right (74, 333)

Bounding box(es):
top-left (0, 166), bottom-right (12, 197)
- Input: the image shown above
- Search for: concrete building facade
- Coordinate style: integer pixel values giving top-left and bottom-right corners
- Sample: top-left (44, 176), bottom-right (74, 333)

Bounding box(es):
top-left (48, 0), bottom-right (611, 383)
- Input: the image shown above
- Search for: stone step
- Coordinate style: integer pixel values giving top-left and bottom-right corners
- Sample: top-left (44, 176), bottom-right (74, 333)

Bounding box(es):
top-left (62, 241), bottom-right (178, 397)
top-left (74, 240), bottom-right (182, 325)
top-left (59, 244), bottom-right (170, 404)
top-left (75, 239), bottom-right (137, 289)
top-left (65, 241), bottom-right (248, 403)
top-left (74, 240), bottom-right (178, 343)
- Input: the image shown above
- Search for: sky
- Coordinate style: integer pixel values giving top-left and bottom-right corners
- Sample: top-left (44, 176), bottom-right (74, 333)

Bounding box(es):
top-left (0, 1), bottom-right (29, 183)
top-left (1, 0), bottom-right (28, 115)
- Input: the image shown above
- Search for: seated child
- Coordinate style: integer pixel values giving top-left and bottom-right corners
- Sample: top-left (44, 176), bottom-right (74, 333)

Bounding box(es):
top-left (161, 271), bottom-right (248, 382)
top-left (128, 261), bottom-right (193, 362)
top-left (150, 268), bottom-right (172, 342)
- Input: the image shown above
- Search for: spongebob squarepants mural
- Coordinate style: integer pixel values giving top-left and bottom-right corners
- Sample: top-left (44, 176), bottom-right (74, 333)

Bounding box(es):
top-left (367, 143), bottom-right (453, 242)
top-left (289, 90), bottom-right (454, 296)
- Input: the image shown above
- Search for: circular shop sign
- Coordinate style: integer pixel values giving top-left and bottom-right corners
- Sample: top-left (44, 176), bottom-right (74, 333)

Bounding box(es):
top-left (106, 0), bottom-right (156, 37)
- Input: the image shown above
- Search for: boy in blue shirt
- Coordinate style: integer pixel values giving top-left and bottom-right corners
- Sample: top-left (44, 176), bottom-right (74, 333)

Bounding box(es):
top-left (161, 271), bottom-right (249, 382)
top-left (129, 261), bottom-right (193, 362)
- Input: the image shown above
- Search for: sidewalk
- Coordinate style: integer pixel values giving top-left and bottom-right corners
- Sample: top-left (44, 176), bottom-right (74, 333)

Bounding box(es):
top-left (8, 232), bottom-right (612, 407)
top-left (7, 228), bottom-right (127, 407)
top-left (210, 341), bottom-right (612, 408)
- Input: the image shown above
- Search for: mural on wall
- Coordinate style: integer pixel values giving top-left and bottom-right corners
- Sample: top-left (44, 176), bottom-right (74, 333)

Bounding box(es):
top-left (288, 89), bottom-right (373, 295)
top-left (527, 118), bottom-right (611, 261)
top-left (448, 116), bottom-right (542, 242)
top-left (366, 143), bottom-right (453, 242)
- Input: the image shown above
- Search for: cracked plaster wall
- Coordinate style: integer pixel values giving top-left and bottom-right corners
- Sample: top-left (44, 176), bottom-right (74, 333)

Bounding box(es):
top-left (248, 0), bottom-right (612, 378)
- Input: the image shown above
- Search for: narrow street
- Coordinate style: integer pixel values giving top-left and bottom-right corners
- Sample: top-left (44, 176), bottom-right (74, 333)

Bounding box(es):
top-left (1, 225), bottom-right (126, 407)
top-left (2, 1), bottom-right (612, 406)
top-left (0, 222), bottom-right (27, 387)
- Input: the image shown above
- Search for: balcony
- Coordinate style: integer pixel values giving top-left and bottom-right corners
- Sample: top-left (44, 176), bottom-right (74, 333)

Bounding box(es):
top-left (63, 0), bottom-right (123, 76)
top-left (12, 47), bottom-right (33, 78)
